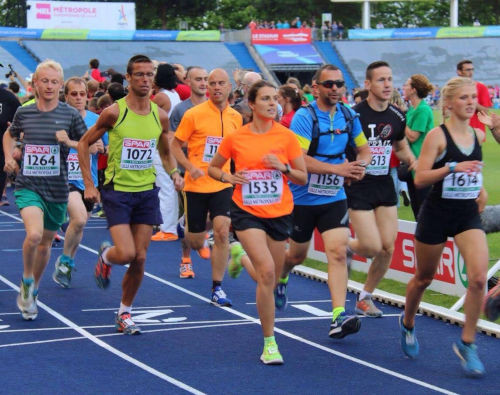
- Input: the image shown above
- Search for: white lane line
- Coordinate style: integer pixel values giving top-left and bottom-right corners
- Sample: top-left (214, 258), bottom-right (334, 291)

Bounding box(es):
top-left (142, 272), bottom-right (456, 395)
top-left (82, 305), bottom-right (191, 311)
top-left (246, 299), bottom-right (333, 304)
top-left (1, 209), bottom-right (455, 395)
top-left (291, 304), bottom-right (331, 316)
top-left (0, 274), bottom-right (204, 395)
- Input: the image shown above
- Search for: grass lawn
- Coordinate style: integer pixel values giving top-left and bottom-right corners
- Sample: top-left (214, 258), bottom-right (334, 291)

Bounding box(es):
top-left (302, 109), bottom-right (500, 311)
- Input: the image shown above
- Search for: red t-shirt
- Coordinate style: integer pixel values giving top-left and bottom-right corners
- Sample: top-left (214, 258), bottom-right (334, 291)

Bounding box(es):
top-left (91, 68), bottom-right (106, 83)
top-left (175, 84), bottom-right (191, 101)
top-left (280, 110), bottom-right (295, 128)
top-left (469, 81), bottom-right (492, 131)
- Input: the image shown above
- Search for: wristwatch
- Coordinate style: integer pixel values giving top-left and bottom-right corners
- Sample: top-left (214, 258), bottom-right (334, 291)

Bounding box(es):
top-left (447, 162), bottom-right (457, 173)
top-left (283, 163), bottom-right (291, 174)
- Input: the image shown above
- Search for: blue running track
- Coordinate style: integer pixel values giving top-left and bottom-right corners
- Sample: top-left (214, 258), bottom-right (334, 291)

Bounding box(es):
top-left (0, 187), bottom-right (498, 394)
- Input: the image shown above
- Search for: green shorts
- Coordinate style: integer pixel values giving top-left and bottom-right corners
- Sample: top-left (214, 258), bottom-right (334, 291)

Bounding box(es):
top-left (14, 189), bottom-right (67, 231)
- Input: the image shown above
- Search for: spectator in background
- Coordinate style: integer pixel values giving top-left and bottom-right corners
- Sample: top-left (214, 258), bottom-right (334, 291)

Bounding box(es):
top-left (87, 80), bottom-right (99, 99)
top-left (473, 18), bottom-right (481, 27)
top-left (353, 89), bottom-right (368, 105)
top-left (403, 74), bottom-right (434, 219)
top-left (88, 97), bottom-right (99, 113)
top-left (322, 21), bottom-right (331, 41)
top-left (278, 85), bottom-right (301, 128)
top-left (456, 60), bottom-right (492, 137)
top-left (331, 21), bottom-right (338, 39)
top-left (282, 20), bottom-right (290, 29)
top-left (303, 84), bottom-right (314, 103)
top-left (107, 82), bottom-right (126, 102)
top-left (172, 63), bottom-right (191, 100)
top-left (337, 21), bottom-right (345, 39)
top-left (376, 21), bottom-right (384, 29)
top-left (248, 20), bottom-right (257, 30)
top-left (88, 58), bottom-right (107, 83)
top-left (96, 94), bottom-right (112, 112)
top-left (233, 71), bottom-right (262, 124)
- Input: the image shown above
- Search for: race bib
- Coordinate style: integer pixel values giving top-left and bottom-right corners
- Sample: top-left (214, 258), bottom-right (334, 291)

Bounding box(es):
top-left (308, 173), bottom-right (344, 196)
top-left (242, 170), bottom-right (283, 206)
top-left (203, 136), bottom-right (222, 163)
top-left (120, 138), bottom-right (155, 170)
top-left (23, 144), bottom-right (60, 176)
top-left (366, 145), bottom-right (392, 176)
top-left (67, 153), bottom-right (82, 181)
top-left (442, 172), bottom-right (482, 200)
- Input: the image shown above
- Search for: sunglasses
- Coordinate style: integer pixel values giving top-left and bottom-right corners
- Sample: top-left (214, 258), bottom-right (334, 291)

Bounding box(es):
top-left (69, 91), bottom-right (87, 97)
top-left (318, 80), bottom-right (345, 89)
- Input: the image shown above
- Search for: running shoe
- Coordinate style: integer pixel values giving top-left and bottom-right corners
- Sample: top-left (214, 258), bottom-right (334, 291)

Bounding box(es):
top-left (228, 242), bottom-right (245, 279)
top-left (151, 231), bottom-right (178, 241)
top-left (484, 282), bottom-right (500, 321)
top-left (328, 312), bottom-right (361, 339)
top-left (52, 233), bottom-right (62, 247)
top-left (206, 230), bottom-right (215, 248)
top-left (52, 255), bottom-right (73, 288)
top-left (211, 286), bottom-right (232, 307)
top-left (0, 195), bottom-right (10, 206)
top-left (274, 278), bottom-right (288, 310)
top-left (95, 241), bottom-right (112, 289)
top-left (399, 313), bottom-right (419, 358)
top-left (401, 190), bottom-right (410, 207)
top-left (115, 312), bottom-right (141, 335)
top-left (452, 340), bottom-right (485, 377)
top-left (197, 233), bottom-right (211, 260)
top-left (260, 341), bottom-right (284, 365)
top-left (179, 261), bottom-right (195, 279)
top-left (17, 280), bottom-right (38, 320)
top-left (356, 296), bottom-right (383, 317)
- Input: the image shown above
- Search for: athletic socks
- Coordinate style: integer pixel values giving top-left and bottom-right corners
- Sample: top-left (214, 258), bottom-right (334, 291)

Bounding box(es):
top-left (359, 290), bottom-right (371, 301)
top-left (332, 306), bottom-right (345, 321)
top-left (118, 303), bottom-right (132, 316)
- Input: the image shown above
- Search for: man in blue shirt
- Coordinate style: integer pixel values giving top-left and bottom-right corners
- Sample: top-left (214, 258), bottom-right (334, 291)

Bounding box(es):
top-left (275, 65), bottom-right (371, 338)
top-left (53, 77), bottom-right (105, 288)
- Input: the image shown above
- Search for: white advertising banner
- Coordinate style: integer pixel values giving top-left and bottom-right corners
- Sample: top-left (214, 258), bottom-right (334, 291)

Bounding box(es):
top-left (27, 1), bottom-right (136, 30)
top-left (308, 219), bottom-right (468, 297)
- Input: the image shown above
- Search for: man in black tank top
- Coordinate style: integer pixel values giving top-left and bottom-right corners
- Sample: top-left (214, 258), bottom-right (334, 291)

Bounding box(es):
top-left (345, 61), bottom-right (417, 317)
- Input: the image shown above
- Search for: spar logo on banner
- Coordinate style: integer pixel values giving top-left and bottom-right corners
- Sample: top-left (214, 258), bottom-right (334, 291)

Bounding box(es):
top-left (251, 29), bottom-right (311, 44)
top-left (308, 220), bottom-right (467, 296)
top-left (36, 3), bottom-right (51, 19)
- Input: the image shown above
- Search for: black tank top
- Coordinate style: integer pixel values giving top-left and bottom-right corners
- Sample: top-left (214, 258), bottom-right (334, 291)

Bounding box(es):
top-left (428, 124), bottom-right (482, 203)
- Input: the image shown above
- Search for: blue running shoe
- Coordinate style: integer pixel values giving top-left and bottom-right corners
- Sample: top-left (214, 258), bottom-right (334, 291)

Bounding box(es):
top-left (274, 278), bottom-right (288, 310)
top-left (211, 286), bottom-right (232, 307)
top-left (399, 313), bottom-right (419, 358)
top-left (95, 241), bottom-right (112, 289)
top-left (453, 340), bottom-right (485, 377)
top-left (329, 312), bottom-right (361, 339)
top-left (52, 255), bottom-right (73, 288)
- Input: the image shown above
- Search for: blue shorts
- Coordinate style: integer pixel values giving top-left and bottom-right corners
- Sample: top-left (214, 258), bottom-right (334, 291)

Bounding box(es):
top-left (101, 186), bottom-right (162, 228)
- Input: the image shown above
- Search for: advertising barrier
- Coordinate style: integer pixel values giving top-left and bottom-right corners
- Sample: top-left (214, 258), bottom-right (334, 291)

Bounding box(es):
top-left (27, 1), bottom-right (136, 30)
top-left (307, 219), bottom-right (468, 297)
top-left (251, 28), bottom-right (311, 44)
top-left (348, 25), bottom-right (500, 40)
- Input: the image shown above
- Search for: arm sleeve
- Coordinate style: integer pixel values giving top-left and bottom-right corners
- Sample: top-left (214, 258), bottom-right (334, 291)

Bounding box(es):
top-left (349, 117), bottom-right (368, 148)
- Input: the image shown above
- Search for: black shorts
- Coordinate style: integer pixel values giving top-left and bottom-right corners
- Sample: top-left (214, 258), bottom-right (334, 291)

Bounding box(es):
top-left (345, 175), bottom-right (397, 210)
top-left (184, 188), bottom-right (232, 233)
top-left (69, 184), bottom-right (94, 212)
top-left (415, 199), bottom-right (483, 245)
top-left (101, 185), bottom-right (162, 228)
top-left (230, 201), bottom-right (292, 241)
top-left (290, 200), bottom-right (349, 243)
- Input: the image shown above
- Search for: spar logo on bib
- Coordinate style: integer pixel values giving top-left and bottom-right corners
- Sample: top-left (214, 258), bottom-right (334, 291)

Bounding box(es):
top-left (245, 170), bottom-right (279, 181)
top-left (26, 145), bottom-right (51, 155)
top-left (124, 139), bottom-right (155, 149)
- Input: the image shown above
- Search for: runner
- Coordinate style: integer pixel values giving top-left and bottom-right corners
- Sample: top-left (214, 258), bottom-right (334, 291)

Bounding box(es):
top-left (208, 80), bottom-right (307, 364)
top-left (3, 60), bottom-right (87, 320)
top-left (345, 61), bottom-right (416, 317)
top-left (52, 77), bottom-right (104, 288)
top-left (400, 76), bottom-right (488, 377)
top-left (274, 65), bottom-right (371, 339)
top-left (151, 63), bottom-right (182, 242)
top-left (171, 68), bottom-right (242, 306)
top-left (169, 66), bottom-right (211, 278)
top-left (77, 55), bottom-right (183, 334)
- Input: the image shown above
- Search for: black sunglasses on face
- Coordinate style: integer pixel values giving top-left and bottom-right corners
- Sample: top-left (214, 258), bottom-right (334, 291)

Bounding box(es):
top-left (318, 80), bottom-right (345, 89)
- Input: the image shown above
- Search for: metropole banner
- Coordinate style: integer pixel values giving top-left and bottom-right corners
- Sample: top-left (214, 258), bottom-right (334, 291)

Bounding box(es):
top-left (27, 1), bottom-right (136, 30)
top-left (251, 29), bottom-right (311, 44)
top-left (308, 220), bottom-right (468, 297)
